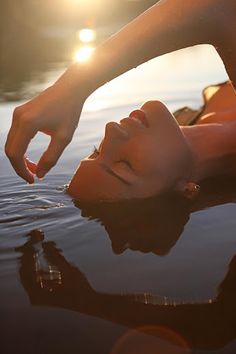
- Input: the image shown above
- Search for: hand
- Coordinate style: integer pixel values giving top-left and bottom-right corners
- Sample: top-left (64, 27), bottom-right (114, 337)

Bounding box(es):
top-left (5, 81), bottom-right (85, 183)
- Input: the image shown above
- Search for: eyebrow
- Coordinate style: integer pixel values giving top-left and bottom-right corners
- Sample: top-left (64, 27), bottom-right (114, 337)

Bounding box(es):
top-left (100, 163), bottom-right (132, 185)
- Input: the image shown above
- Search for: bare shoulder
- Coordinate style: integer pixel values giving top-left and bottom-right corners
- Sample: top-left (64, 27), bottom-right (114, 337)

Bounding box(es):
top-left (197, 110), bottom-right (236, 125)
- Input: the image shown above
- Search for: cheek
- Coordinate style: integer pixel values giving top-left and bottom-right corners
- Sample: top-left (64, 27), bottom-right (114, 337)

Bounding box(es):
top-left (126, 137), bottom-right (161, 175)
top-left (127, 136), bottom-right (181, 185)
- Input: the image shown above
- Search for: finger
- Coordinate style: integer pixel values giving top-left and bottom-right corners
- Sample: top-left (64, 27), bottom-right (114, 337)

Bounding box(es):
top-left (42, 242), bottom-right (90, 289)
top-left (5, 121), bottom-right (36, 183)
top-left (5, 110), bottom-right (21, 156)
top-left (36, 133), bottom-right (72, 178)
top-left (16, 239), bottom-right (41, 294)
top-left (42, 242), bottom-right (74, 271)
top-left (25, 157), bottom-right (37, 174)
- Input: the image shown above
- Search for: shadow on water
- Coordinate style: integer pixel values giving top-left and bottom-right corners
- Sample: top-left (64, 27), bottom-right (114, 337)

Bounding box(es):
top-left (15, 177), bottom-right (236, 353)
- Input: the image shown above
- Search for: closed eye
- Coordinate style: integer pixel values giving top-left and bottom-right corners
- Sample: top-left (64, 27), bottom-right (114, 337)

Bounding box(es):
top-left (118, 160), bottom-right (134, 171)
top-left (89, 146), bottom-right (134, 171)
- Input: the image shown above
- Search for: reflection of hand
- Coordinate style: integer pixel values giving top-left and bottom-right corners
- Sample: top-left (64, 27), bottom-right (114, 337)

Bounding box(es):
top-left (17, 235), bottom-right (95, 312)
top-left (5, 80), bottom-right (85, 183)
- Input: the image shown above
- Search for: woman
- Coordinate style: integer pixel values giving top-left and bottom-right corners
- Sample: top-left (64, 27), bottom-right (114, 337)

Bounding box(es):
top-left (5, 0), bottom-right (236, 184)
top-left (68, 81), bottom-right (236, 202)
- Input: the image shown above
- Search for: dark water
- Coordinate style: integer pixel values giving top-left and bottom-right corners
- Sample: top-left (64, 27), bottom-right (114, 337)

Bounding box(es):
top-left (1, 46), bottom-right (236, 353)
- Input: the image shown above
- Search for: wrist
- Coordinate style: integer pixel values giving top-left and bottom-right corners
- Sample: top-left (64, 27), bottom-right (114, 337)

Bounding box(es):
top-left (55, 54), bottom-right (107, 99)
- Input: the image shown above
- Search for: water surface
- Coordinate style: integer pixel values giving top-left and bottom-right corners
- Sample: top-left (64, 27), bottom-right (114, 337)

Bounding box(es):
top-left (1, 45), bottom-right (236, 354)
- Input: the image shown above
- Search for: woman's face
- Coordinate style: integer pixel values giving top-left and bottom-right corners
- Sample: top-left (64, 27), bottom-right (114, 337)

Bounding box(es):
top-left (68, 101), bottom-right (192, 202)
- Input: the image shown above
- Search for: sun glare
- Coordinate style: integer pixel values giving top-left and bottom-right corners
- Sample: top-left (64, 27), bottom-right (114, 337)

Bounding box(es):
top-left (78, 28), bottom-right (96, 43)
top-left (74, 46), bottom-right (95, 62)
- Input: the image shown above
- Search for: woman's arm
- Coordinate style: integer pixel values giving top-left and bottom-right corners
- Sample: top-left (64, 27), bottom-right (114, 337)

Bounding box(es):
top-left (5, 0), bottom-right (236, 183)
top-left (59, 0), bottom-right (236, 91)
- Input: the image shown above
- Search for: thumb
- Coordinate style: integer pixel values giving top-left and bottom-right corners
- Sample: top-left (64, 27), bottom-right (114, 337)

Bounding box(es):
top-left (25, 157), bottom-right (37, 174)
top-left (36, 133), bottom-right (72, 178)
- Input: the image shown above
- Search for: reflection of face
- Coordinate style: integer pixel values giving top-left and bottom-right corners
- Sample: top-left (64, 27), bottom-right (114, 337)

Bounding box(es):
top-left (77, 194), bottom-right (190, 256)
top-left (68, 101), bottom-right (192, 202)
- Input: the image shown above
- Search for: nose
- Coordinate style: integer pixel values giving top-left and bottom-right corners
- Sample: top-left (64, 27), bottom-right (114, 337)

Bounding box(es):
top-left (141, 100), bottom-right (168, 115)
top-left (100, 121), bottom-right (129, 157)
top-left (140, 100), bottom-right (177, 128)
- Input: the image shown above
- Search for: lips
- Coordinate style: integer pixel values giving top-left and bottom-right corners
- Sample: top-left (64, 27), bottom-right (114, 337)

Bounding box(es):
top-left (129, 109), bottom-right (149, 128)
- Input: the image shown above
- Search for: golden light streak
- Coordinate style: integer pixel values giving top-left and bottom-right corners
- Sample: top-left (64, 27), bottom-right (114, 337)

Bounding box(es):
top-left (73, 46), bottom-right (95, 62)
top-left (78, 28), bottom-right (96, 43)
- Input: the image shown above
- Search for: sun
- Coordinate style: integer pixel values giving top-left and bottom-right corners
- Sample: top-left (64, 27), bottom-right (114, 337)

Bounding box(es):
top-left (78, 29), bottom-right (96, 43)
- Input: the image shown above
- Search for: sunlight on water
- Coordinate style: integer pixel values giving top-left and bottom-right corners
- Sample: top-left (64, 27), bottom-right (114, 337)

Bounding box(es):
top-left (73, 46), bottom-right (95, 62)
top-left (78, 28), bottom-right (96, 43)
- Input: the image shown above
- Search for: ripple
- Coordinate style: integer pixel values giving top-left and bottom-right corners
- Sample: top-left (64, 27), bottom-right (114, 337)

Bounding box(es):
top-left (0, 175), bottom-right (86, 280)
top-left (0, 176), bottom-right (82, 239)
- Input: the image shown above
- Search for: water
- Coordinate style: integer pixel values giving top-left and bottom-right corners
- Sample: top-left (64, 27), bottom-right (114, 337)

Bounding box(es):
top-left (1, 45), bottom-right (236, 354)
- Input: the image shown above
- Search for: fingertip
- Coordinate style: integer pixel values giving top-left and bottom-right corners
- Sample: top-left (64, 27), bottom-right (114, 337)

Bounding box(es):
top-left (36, 158), bottom-right (50, 179)
top-left (27, 174), bottom-right (35, 184)
top-left (15, 166), bottom-right (35, 184)
top-left (36, 170), bottom-right (47, 179)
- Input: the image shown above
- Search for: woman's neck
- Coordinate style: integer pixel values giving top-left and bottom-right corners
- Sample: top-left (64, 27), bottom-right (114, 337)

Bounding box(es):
top-left (182, 122), bottom-right (236, 182)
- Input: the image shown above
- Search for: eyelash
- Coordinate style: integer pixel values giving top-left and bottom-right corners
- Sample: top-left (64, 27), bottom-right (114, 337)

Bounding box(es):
top-left (93, 145), bottom-right (100, 155)
top-left (92, 145), bottom-right (133, 170)
top-left (121, 159), bottom-right (133, 170)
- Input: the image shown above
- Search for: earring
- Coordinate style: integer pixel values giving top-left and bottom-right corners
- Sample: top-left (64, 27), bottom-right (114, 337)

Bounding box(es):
top-left (184, 182), bottom-right (200, 199)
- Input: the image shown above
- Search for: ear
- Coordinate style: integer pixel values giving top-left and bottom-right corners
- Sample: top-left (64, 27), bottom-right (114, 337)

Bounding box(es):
top-left (174, 181), bottom-right (200, 200)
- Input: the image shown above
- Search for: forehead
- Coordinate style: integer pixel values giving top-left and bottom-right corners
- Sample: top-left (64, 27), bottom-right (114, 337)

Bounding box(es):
top-left (68, 159), bottom-right (130, 201)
